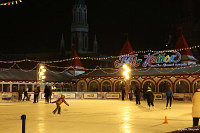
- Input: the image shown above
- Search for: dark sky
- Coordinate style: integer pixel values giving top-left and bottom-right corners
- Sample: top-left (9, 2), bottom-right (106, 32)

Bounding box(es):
top-left (0, 0), bottom-right (199, 55)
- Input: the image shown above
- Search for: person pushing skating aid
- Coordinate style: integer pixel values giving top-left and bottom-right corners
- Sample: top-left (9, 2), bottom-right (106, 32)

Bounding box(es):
top-left (51, 95), bottom-right (69, 114)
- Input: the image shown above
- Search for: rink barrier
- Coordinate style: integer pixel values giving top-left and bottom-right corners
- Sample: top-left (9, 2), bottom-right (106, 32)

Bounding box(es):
top-left (0, 92), bottom-right (194, 101)
top-left (0, 92), bottom-right (18, 102)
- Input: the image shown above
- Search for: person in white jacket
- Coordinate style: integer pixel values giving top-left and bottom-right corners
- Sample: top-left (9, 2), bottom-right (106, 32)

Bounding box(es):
top-left (192, 83), bottom-right (200, 127)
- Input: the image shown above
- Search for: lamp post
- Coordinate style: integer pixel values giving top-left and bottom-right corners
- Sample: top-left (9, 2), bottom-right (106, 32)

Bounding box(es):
top-left (122, 64), bottom-right (131, 99)
top-left (37, 64), bottom-right (46, 89)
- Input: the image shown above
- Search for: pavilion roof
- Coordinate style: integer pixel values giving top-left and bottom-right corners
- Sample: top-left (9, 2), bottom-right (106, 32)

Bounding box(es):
top-left (120, 39), bottom-right (134, 55)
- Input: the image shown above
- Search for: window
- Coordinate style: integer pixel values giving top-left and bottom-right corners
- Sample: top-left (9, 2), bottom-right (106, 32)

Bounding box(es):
top-left (159, 81), bottom-right (171, 93)
top-left (26, 84), bottom-right (33, 92)
top-left (3, 84), bottom-right (10, 92)
top-left (115, 81), bottom-right (125, 92)
top-left (12, 84), bottom-right (18, 92)
top-left (89, 81), bottom-right (99, 92)
top-left (176, 80), bottom-right (189, 93)
top-left (0, 84), bottom-right (2, 92)
top-left (194, 80), bottom-right (200, 92)
top-left (102, 81), bottom-right (112, 92)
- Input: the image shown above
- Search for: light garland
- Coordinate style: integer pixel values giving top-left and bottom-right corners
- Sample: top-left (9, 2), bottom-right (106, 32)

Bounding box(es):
top-left (0, 45), bottom-right (199, 63)
top-left (0, 0), bottom-right (22, 5)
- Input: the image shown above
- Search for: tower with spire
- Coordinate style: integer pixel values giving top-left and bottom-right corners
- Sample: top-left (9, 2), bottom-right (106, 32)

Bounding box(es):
top-left (71, 0), bottom-right (89, 54)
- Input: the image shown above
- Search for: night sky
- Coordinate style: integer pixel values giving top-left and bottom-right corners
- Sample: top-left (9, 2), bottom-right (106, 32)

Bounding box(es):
top-left (0, 0), bottom-right (200, 56)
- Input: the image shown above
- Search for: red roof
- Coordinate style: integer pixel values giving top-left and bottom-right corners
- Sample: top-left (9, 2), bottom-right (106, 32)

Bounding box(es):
top-left (120, 39), bottom-right (134, 55)
top-left (70, 50), bottom-right (83, 67)
top-left (175, 34), bottom-right (193, 56)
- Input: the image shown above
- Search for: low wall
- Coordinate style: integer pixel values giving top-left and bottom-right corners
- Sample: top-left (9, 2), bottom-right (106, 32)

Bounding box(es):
top-left (0, 92), bottom-right (194, 102)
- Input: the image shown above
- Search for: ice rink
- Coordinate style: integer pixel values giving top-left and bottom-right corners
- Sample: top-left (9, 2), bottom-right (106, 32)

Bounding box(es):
top-left (0, 99), bottom-right (193, 133)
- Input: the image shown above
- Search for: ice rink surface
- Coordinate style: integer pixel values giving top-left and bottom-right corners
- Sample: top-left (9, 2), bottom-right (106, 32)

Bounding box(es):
top-left (0, 99), bottom-right (193, 133)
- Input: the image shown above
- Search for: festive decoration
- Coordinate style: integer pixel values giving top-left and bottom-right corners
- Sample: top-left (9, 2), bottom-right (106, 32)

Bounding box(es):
top-left (0, 0), bottom-right (22, 6)
top-left (0, 45), bottom-right (199, 64)
top-left (114, 51), bottom-right (185, 68)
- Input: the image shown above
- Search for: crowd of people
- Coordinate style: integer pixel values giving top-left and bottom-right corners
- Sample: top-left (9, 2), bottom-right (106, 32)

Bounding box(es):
top-left (121, 82), bottom-right (200, 127)
top-left (15, 82), bottom-right (200, 127)
top-left (121, 83), bottom-right (174, 110)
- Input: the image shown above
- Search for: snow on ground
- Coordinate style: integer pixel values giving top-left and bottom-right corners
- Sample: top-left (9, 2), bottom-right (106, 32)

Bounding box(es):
top-left (0, 99), bottom-right (193, 133)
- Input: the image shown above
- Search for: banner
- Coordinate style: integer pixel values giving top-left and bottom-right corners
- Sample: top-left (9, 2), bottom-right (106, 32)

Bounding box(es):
top-left (106, 93), bottom-right (120, 99)
top-left (83, 93), bottom-right (98, 99)
top-left (63, 93), bottom-right (76, 99)
top-left (154, 93), bottom-right (162, 100)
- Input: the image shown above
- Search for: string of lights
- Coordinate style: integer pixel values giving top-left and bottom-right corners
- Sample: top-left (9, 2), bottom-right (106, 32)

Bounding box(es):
top-left (1, 61), bottom-right (200, 75)
top-left (0, 45), bottom-right (200, 63)
top-left (0, 0), bottom-right (22, 5)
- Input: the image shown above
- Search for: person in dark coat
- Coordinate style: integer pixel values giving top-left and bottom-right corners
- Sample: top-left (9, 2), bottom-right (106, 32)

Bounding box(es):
top-left (121, 87), bottom-right (126, 101)
top-left (129, 88), bottom-right (133, 101)
top-left (18, 88), bottom-right (23, 101)
top-left (166, 88), bottom-right (173, 109)
top-left (33, 86), bottom-right (40, 103)
top-left (134, 86), bottom-right (141, 105)
top-left (142, 87), bottom-right (147, 100)
top-left (23, 88), bottom-right (29, 101)
top-left (44, 85), bottom-right (50, 103)
top-left (146, 86), bottom-right (154, 110)
top-left (49, 85), bottom-right (52, 103)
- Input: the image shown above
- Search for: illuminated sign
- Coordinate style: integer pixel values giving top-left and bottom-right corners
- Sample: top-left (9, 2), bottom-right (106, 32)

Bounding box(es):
top-left (114, 51), bottom-right (186, 68)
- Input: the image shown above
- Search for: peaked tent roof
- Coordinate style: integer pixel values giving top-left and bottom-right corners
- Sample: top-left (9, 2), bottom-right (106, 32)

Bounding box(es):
top-left (175, 34), bottom-right (193, 56)
top-left (0, 69), bottom-right (73, 82)
top-left (119, 39), bottom-right (134, 55)
top-left (68, 50), bottom-right (84, 68)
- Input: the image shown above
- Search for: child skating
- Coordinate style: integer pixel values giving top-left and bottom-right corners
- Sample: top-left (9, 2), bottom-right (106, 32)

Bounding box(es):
top-left (52, 95), bottom-right (69, 114)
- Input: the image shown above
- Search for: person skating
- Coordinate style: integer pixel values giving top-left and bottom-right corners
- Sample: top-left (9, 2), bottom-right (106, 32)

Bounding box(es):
top-left (192, 82), bottom-right (200, 127)
top-left (33, 86), bottom-right (40, 103)
top-left (52, 95), bottom-right (69, 114)
top-left (129, 88), bottom-right (133, 101)
top-left (146, 85), bottom-right (154, 110)
top-left (134, 86), bottom-right (141, 105)
top-left (121, 89), bottom-right (126, 101)
top-left (18, 88), bottom-right (23, 101)
top-left (166, 88), bottom-right (173, 109)
top-left (44, 85), bottom-right (50, 103)
top-left (23, 88), bottom-right (29, 101)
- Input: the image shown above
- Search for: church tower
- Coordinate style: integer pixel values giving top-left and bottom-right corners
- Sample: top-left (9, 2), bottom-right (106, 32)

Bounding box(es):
top-left (71, 0), bottom-right (88, 54)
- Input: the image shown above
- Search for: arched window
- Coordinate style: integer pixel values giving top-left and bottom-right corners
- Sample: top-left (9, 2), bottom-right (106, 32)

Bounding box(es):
top-left (143, 81), bottom-right (156, 92)
top-left (89, 81), bottom-right (99, 92)
top-left (115, 80), bottom-right (126, 92)
top-left (176, 80), bottom-right (189, 93)
top-left (77, 80), bottom-right (87, 92)
top-left (159, 80), bottom-right (172, 93)
top-left (130, 81), bottom-right (140, 91)
top-left (102, 81), bottom-right (112, 92)
top-left (194, 80), bottom-right (200, 92)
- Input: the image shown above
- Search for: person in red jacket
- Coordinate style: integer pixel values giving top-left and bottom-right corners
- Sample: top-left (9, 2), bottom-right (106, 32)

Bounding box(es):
top-left (52, 95), bottom-right (69, 114)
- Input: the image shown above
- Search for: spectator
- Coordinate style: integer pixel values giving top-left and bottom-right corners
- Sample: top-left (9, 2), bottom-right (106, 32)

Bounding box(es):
top-left (192, 82), bottom-right (200, 127)
top-left (166, 88), bottom-right (173, 109)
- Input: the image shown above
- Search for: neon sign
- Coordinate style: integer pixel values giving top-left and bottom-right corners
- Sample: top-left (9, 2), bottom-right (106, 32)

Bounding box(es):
top-left (114, 51), bottom-right (186, 68)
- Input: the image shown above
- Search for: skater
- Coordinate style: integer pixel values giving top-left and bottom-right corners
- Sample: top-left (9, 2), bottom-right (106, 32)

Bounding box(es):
top-left (121, 87), bottom-right (126, 101)
top-left (146, 85), bottom-right (154, 110)
top-left (129, 88), bottom-right (133, 101)
top-left (33, 86), bottom-right (40, 103)
top-left (23, 88), bottom-right (29, 101)
top-left (52, 95), bottom-right (69, 114)
top-left (44, 85), bottom-right (50, 103)
top-left (142, 87), bottom-right (147, 100)
top-left (49, 85), bottom-right (52, 103)
top-left (166, 88), bottom-right (173, 109)
top-left (134, 86), bottom-right (141, 105)
top-left (192, 82), bottom-right (200, 127)
top-left (18, 88), bottom-right (23, 101)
